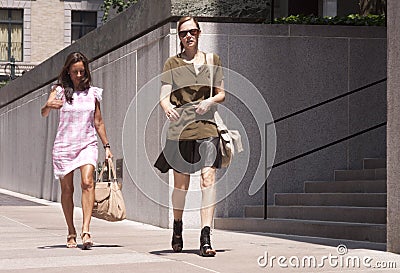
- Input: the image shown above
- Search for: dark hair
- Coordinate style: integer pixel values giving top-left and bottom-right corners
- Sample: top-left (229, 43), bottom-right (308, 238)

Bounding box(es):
top-left (57, 52), bottom-right (91, 104)
top-left (177, 16), bottom-right (201, 53)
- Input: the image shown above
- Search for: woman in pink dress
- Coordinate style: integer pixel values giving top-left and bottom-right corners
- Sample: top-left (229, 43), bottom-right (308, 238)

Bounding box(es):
top-left (41, 52), bottom-right (113, 250)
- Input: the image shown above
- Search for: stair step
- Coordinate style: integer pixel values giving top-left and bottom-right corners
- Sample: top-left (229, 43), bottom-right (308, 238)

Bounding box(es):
top-left (245, 206), bottom-right (265, 218)
top-left (274, 193), bottom-right (387, 207)
top-left (304, 180), bottom-right (386, 193)
top-left (363, 158), bottom-right (386, 169)
top-left (233, 158), bottom-right (389, 244)
top-left (247, 232), bottom-right (386, 251)
top-left (334, 168), bottom-right (386, 181)
top-left (267, 206), bottom-right (386, 224)
top-left (214, 218), bottom-right (386, 243)
top-left (244, 193), bottom-right (387, 218)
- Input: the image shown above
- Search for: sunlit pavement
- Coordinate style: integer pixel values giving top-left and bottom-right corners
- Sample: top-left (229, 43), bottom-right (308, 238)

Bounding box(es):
top-left (0, 188), bottom-right (399, 273)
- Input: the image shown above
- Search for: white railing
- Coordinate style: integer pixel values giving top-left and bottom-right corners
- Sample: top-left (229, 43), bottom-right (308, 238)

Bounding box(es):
top-left (0, 61), bottom-right (36, 78)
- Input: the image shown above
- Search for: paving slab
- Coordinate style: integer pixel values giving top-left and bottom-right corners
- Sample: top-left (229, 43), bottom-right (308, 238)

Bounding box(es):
top-left (0, 188), bottom-right (399, 272)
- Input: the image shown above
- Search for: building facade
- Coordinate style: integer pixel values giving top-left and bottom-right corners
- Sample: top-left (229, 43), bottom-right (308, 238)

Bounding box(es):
top-left (0, 0), bottom-right (362, 81)
top-left (0, 0), bottom-right (104, 80)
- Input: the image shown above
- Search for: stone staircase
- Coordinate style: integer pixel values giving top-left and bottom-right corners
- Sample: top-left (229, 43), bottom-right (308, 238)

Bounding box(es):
top-left (214, 158), bottom-right (387, 243)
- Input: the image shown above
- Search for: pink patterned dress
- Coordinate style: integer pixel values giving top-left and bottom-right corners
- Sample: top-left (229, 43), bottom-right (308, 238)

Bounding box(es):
top-left (52, 86), bottom-right (103, 179)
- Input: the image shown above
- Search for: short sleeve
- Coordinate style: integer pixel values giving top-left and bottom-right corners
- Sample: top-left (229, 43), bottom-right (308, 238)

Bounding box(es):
top-left (213, 53), bottom-right (224, 84)
top-left (161, 57), bottom-right (173, 85)
top-left (51, 84), bottom-right (60, 91)
top-left (91, 86), bottom-right (103, 102)
top-left (51, 85), bottom-right (64, 99)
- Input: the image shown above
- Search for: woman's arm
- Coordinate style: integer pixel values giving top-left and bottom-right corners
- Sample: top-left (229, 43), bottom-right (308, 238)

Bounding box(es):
top-left (160, 84), bottom-right (180, 121)
top-left (94, 100), bottom-right (113, 158)
top-left (195, 80), bottom-right (225, 115)
top-left (41, 89), bottom-right (63, 117)
top-left (209, 80), bottom-right (225, 104)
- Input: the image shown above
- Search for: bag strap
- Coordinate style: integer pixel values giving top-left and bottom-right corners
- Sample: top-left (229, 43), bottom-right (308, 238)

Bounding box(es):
top-left (97, 161), bottom-right (107, 182)
top-left (108, 158), bottom-right (118, 181)
top-left (206, 53), bottom-right (214, 98)
top-left (97, 158), bottom-right (117, 182)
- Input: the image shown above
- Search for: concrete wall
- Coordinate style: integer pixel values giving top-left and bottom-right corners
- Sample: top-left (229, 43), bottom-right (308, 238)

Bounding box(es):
top-left (0, 1), bottom-right (387, 227)
top-left (215, 24), bottom-right (387, 216)
top-left (387, 0), bottom-right (400, 254)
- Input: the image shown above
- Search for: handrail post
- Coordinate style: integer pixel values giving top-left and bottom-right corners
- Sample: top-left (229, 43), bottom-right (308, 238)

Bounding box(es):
top-left (10, 56), bottom-right (16, 80)
top-left (264, 178), bottom-right (268, 219)
top-left (264, 124), bottom-right (268, 219)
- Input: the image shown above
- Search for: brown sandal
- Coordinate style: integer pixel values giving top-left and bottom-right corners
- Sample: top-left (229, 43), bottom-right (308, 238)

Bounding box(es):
top-left (66, 234), bottom-right (77, 248)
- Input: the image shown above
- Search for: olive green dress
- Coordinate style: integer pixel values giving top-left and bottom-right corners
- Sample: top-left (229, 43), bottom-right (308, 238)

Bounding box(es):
top-left (154, 52), bottom-right (224, 173)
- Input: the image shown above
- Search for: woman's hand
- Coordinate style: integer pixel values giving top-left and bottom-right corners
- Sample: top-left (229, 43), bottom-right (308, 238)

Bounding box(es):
top-left (105, 148), bottom-right (113, 159)
top-left (41, 90), bottom-right (63, 117)
top-left (46, 93), bottom-right (63, 110)
top-left (160, 84), bottom-right (181, 121)
top-left (165, 107), bottom-right (180, 122)
top-left (194, 98), bottom-right (214, 115)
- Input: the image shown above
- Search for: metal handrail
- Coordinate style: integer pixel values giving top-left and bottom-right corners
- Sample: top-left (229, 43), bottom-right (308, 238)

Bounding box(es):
top-left (0, 61), bottom-right (36, 78)
top-left (264, 77), bottom-right (387, 219)
top-left (268, 78), bottom-right (387, 125)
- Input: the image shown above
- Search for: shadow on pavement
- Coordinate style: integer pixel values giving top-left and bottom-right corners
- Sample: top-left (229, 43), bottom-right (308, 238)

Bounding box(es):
top-left (150, 248), bottom-right (229, 256)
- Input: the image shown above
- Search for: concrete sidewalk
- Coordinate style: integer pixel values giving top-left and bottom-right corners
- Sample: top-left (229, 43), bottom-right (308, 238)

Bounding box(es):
top-left (0, 188), bottom-right (399, 273)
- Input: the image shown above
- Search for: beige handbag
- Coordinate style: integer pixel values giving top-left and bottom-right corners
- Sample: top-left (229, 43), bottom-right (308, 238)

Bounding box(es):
top-left (92, 158), bottom-right (126, 221)
top-left (206, 53), bottom-right (243, 167)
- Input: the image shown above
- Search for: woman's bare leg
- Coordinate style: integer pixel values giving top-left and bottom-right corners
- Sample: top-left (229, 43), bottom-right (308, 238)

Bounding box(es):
top-left (171, 170), bottom-right (190, 252)
top-left (200, 167), bottom-right (216, 228)
top-left (172, 171), bottom-right (190, 220)
top-left (60, 171), bottom-right (76, 244)
top-left (79, 164), bottom-right (95, 241)
top-left (199, 166), bottom-right (217, 256)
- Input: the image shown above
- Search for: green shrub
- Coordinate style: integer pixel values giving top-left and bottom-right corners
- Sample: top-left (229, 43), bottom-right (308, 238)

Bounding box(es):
top-left (0, 80), bottom-right (9, 88)
top-left (273, 14), bottom-right (386, 26)
top-left (101, 0), bottom-right (137, 22)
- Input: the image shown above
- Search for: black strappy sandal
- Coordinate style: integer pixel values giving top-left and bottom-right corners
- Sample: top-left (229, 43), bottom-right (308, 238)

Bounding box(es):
top-left (171, 220), bottom-right (183, 252)
top-left (80, 231), bottom-right (93, 250)
top-left (199, 226), bottom-right (216, 257)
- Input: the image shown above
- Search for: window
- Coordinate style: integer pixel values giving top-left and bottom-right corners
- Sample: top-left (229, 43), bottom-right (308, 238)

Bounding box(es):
top-left (288, 0), bottom-right (319, 16)
top-left (0, 9), bottom-right (23, 62)
top-left (71, 11), bottom-right (97, 43)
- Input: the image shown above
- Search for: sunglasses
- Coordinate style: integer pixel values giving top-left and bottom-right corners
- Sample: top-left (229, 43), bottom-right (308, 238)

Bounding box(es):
top-left (178, 28), bottom-right (200, 38)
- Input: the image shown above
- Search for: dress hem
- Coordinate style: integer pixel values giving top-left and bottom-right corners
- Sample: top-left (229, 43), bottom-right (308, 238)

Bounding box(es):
top-left (54, 161), bottom-right (97, 180)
